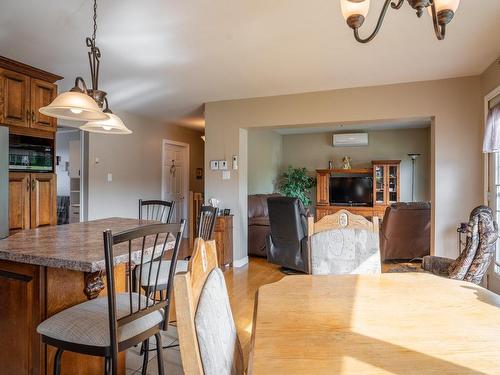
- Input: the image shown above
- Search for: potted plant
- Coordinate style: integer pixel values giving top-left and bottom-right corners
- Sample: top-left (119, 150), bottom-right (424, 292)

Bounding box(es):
top-left (278, 166), bottom-right (316, 207)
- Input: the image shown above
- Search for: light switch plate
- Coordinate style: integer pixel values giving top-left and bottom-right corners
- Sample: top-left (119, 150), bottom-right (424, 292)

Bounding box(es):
top-left (222, 170), bottom-right (231, 180)
top-left (210, 160), bottom-right (219, 170)
top-left (219, 160), bottom-right (228, 170)
top-left (232, 155), bottom-right (238, 170)
top-left (107, 173), bottom-right (112, 182)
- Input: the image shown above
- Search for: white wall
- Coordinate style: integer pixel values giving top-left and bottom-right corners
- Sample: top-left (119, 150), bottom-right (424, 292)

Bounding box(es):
top-left (248, 129), bottom-right (283, 194)
top-left (55, 130), bottom-right (79, 197)
top-left (206, 76), bottom-right (484, 263)
top-left (87, 111), bottom-right (204, 220)
top-left (281, 128), bottom-right (431, 202)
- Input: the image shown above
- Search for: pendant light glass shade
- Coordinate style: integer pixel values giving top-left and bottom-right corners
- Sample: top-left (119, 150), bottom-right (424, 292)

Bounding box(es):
top-left (341, 0), bottom-right (370, 20)
top-left (432, 0), bottom-right (460, 13)
top-left (39, 91), bottom-right (109, 122)
top-left (80, 113), bottom-right (132, 134)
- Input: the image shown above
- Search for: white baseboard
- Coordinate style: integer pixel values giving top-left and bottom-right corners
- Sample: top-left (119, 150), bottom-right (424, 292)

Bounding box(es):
top-left (233, 256), bottom-right (249, 268)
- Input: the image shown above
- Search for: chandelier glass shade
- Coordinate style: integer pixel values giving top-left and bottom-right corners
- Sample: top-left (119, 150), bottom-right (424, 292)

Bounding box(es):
top-left (40, 0), bottom-right (131, 135)
top-left (80, 113), bottom-right (132, 135)
top-left (340, 0), bottom-right (461, 43)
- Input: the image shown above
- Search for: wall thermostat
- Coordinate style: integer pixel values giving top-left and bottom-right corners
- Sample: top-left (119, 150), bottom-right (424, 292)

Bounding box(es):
top-left (210, 160), bottom-right (219, 170)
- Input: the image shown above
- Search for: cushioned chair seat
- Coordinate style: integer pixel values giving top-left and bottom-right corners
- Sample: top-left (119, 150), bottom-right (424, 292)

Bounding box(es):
top-left (37, 293), bottom-right (163, 347)
top-left (136, 260), bottom-right (189, 287)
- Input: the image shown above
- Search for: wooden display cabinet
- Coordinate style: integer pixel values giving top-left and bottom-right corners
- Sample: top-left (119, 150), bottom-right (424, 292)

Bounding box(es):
top-left (315, 161), bottom-right (401, 220)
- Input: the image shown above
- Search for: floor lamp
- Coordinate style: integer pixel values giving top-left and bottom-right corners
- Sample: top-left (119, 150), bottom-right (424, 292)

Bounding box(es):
top-left (408, 153), bottom-right (421, 202)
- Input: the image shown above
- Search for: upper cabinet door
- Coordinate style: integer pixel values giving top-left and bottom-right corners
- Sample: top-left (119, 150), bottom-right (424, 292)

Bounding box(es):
top-left (8, 172), bottom-right (31, 231)
top-left (30, 79), bottom-right (56, 132)
top-left (30, 173), bottom-right (57, 229)
top-left (0, 69), bottom-right (30, 128)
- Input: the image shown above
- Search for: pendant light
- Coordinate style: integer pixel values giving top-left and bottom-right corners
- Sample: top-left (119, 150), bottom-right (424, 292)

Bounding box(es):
top-left (340, 0), bottom-right (461, 43)
top-left (40, 0), bottom-right (131, 134)
top-left (80, 98), bottom-right (132, 134)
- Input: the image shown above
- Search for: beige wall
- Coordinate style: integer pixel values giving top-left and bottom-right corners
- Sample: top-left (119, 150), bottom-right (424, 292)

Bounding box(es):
top-left (281, 128), bottom-right (431, 202)
top-left (481, 57), bottom-right (500, 96)
top-left (248, 129), bottom-right (283, 194)
top-left (206, 76), bottom-right (484, 262)
top-left (87, 111), bottom-right (204, 221)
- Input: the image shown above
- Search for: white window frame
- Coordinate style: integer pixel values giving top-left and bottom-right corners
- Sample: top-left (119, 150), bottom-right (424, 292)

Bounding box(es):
top-left (485, 84), bottom-right (500, 293)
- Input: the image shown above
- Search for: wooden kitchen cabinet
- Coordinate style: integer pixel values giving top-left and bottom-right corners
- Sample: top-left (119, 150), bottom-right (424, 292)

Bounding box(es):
top-left (30, 78), bottom-right (57, 132)
top-left (0, 69), bottom-right (30, 128)
top-left (214, 215), bottom-right (233, 269)
top-left (9, 172), bottom-right (57, 231)
top-left (0, 56), bottom-right (61, 134)
top-left (8, 172), bottom-right (30, 231)
top-left (30, 173), bottom-right (57, 228)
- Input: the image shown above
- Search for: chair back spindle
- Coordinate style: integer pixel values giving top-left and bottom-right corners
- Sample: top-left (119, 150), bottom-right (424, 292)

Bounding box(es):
top-left (103, 221), bottom-right (185, 371)
top-left (139, 199), bottom-right (175, 223)
top-left (197, 205), bottom-right (218, 240)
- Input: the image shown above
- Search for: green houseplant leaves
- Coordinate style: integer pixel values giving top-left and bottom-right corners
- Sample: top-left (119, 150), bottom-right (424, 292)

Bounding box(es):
top-left (278, 166), bottom-right (316, 207)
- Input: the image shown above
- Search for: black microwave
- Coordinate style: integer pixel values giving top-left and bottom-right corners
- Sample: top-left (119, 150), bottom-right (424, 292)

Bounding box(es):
top-left (9, 134), bottom-right (53, 172)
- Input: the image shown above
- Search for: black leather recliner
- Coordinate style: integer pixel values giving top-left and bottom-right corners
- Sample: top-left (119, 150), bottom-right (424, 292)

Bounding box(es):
top-left (266, 197), bottom-right (309, 273)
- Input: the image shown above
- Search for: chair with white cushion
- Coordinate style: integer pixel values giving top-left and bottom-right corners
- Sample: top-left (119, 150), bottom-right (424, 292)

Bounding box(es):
top-left (174, 238), bottom-right (244, 375)
top-left (37, 222), bottom-right (185, 375)
top-left (307, 210), bottom-right (381, 275)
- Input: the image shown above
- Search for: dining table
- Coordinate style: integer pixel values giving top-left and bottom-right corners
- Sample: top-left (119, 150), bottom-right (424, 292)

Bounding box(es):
top-left (249, 272), bottom-right (500, 375)
top-left (0, 217), bottom-right (174, 375)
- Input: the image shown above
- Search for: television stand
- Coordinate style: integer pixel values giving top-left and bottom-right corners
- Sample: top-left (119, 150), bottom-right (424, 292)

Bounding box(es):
top-left (316, 161), bottom-right (401, 220)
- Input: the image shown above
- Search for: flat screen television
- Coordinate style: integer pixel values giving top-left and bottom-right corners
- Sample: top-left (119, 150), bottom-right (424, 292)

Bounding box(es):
top-left (329, 176), bottom-right (373, 206)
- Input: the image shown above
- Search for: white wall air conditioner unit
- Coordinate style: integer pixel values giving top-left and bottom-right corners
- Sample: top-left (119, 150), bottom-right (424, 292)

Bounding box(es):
top-left (333, 133), bottom-right (368, 147)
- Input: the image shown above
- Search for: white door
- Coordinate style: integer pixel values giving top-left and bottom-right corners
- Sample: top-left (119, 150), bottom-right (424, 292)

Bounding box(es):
top-left (162, 141), bottom-right (189, 236)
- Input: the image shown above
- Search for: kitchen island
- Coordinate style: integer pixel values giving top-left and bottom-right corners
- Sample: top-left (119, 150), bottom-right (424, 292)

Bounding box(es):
top-left (0, 217), bottom-right (174, 375)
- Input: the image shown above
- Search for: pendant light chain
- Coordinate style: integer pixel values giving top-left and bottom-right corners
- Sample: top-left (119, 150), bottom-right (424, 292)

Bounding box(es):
top-left (92, 0), bottom-right (98, 45)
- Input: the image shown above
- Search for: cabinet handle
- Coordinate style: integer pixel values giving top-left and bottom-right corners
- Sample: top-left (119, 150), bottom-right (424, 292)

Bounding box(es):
top-left (26, 180), bottom-right (30, 191)
top-left (31, 180), bottom-right (36, 191)
top-left (31, 110), bottom-right (36, 123)
top-left (26, 109), bottom-right (30, 121)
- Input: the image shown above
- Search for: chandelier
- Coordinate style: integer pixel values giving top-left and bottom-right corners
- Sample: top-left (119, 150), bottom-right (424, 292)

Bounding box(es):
top-left (340, 0), bottom-right (460, 43)
top-left (40, 0), bottom-right (131, 134)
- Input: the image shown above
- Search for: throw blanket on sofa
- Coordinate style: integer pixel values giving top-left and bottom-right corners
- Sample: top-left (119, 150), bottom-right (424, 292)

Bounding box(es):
top-left (448, 206), bottom-right (498, 284)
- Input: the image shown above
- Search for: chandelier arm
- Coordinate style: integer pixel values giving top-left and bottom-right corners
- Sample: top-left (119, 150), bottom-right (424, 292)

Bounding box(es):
top-left (353, 0), bottom-right (396, 44)
top-left (429, 1), bottom-right (445, 40)
top-left (71, 76), bottom-right (89, 93)
top-left (390, 0), bottom-right (405, 10)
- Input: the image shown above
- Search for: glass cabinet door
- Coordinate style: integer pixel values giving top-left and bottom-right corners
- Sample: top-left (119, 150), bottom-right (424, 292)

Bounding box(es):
top-left (374, 165), bottom-right (385, 204)
top-left (388, 165), bottom-right (398, 203)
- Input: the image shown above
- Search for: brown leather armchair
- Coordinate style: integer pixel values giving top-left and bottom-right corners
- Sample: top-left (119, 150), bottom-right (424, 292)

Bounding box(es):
top-left (248, 194), bottom-right (280, 257)
top-left (380, 202), bottom-right (431, 261)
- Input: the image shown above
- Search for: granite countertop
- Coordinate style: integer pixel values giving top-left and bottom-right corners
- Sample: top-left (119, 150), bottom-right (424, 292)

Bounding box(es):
top-left (0, 218), bottom-right (177, 273)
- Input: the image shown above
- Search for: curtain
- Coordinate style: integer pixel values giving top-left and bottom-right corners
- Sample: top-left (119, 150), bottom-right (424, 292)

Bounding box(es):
top-left (483, 103), bottom-right (500, 153)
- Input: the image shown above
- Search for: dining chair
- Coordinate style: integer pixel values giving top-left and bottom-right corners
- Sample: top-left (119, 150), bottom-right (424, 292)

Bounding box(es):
top-left (307, 209), bottom-right (381, 275)
top-left (197, 205), bottom-right (218, 240)
top-left (139, 199), bottom-right (175, 223)
top-left (136, 206), bottom-right (218, 295)
top-left (174, 238), bottom-right (244, 375)
top-left (37, 221), bottom-right (185, 375)
top-left (422, 205), bottom-right (498, 285)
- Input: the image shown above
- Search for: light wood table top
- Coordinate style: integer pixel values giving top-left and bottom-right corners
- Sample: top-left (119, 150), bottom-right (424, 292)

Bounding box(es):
top-left (250, 273), bottom-right (500, 375)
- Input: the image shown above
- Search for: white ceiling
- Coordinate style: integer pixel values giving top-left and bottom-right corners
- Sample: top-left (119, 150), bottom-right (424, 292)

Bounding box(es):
top-left (273, 117), bottom-right (431, 135)
top-left (1, 0), bottom-right (499, 130)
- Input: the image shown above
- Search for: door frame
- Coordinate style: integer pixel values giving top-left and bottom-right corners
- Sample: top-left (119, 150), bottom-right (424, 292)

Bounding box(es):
top-left (161, 139), bottom-right (190, 237)
top-left (484, 84), bottom-right (500, 293)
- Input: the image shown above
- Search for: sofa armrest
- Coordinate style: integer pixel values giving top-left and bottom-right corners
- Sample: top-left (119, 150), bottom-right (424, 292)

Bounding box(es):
top-left (422, 255), bottom-right (454, 276)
